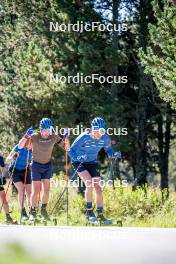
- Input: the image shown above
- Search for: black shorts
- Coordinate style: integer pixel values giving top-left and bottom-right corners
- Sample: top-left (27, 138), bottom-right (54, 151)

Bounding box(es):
top-left (72, 162), bottom-right (100, 178)
top-left (9, 168), bottom-right (31, 185)
top-left (0, 186), bottom-right (4, 191)
top-left (31, 161), bottom-right (52, 181)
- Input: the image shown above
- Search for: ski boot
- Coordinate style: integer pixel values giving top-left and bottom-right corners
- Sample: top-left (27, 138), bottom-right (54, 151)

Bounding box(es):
top-left (96, 211), bottom-right (112, 225)
top-left (5, 214), bottom-right (17, 225)
top-left (29, 207), bottom-right (37, 225)
top-left (40, 207), bottom-right (50, 225)
top-left (86, 209), bottom-right (98, 225)
top-left (21, 208), bottom-right (29, 221)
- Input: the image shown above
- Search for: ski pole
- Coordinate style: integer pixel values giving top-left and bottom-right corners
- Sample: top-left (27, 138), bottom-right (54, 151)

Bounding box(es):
top-left (49, 129), bottom-right (70, 219)
top-left (107, 156), bottom-right (118, 189)
top-left (65, 136), bottom-right (70, 225)
top-left (50, 187), bottom-right (67, 215)
top-left (50, 160), bottom-right (85, 215)
top-left (0, 152), bottom-right (20, 213)
top-left (70, 162), bottom-right (84, 181)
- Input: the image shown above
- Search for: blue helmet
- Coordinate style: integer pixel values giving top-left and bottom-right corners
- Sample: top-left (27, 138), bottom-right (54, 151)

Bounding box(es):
top-left (39, 118), bottom-right (53, 130)
top-left (91, 117), bottom-right (107, 130)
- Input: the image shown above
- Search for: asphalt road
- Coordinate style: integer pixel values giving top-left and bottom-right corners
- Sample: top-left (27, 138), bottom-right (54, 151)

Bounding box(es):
top-left (0, 225), bottom-right (176, 264)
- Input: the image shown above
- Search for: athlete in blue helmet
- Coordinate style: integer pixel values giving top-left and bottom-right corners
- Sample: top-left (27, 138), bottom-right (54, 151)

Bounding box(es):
top-left (68, 117), bottom-right (121, 224)
top-left (18, 118), bottom-right (65, 221)
top-left (6, 138), bottom-right (32, 220)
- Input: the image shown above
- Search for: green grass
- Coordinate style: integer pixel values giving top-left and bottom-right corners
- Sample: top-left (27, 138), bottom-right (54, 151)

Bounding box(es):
top-left (0, 244), bottom-right (60, 264)
top-left (1, 178), bottom-right (176, 227)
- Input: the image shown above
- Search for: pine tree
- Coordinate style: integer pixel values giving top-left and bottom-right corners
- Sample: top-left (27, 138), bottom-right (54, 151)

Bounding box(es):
top-left (139, 0), bottom-right (176, 109)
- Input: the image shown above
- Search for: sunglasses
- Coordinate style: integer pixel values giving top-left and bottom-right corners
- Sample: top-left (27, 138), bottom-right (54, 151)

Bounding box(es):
top-left (92, 128), bottom-right (105, 135)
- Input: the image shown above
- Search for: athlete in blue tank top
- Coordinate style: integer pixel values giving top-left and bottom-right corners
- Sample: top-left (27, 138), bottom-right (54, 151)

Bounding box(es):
top-left (9, 144), bottom-right (32, 171)
top-left (6, 140), bottom-right (32, 220)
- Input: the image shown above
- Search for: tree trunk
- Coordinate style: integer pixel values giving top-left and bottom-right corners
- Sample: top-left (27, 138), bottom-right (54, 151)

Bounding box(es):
top-left (135, 72), bottom-right (148, 186)
top-left (157, 104), bottom-right (171, 194)
top-left (135, 0), bottom-right (152, 186)
top-left (110, 0), bottom-right (121, 183)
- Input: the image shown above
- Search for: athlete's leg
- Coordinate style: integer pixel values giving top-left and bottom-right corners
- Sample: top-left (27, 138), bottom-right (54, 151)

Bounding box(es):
top-left (78, 170), bottom-right (93, 202)
top-left (13, 181), bottom-right (24, 208)
top-left (31, 181), bottom-right (41, 208)
top-left (93, 177), bottom-right (112, 224)
top-left (40, 179), bottom-right (51, 220)
top-left (30, 162), bottom-right (42, 209)
top-left (0, 190), bottom-right (9, 214)
top-left (77, 170), bottom-right (97, 220)
top-left (72, 162), bottom-right (97, 219)
top-left (93, 177), bottom-right (103, 208)
top-left (0, 190), bottom-right (17, 223)
top-left (41, 179), bottom-right (50, 204)
top-left (25, 184), bottom-right (31, 208)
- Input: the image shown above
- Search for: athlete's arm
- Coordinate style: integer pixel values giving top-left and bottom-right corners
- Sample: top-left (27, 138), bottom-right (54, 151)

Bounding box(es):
top-left (53, 135), bottom-right (65, 150)
top-left (57, 137), bottom-right (65, 149)
top-left (68, 135), bottom-right (86, 160)
top-left (18, 137), bottom-right (29, 149)
top-left (6, 150), bottom-right (16, 165)
top-left (18, 127), bottom-right (34, 149)
top-left (104, 136), bottom-right (121, 159)
top-left (6, 146), bottom-right (19, 165)
top-left (104, 136), bottom-right (114, 157)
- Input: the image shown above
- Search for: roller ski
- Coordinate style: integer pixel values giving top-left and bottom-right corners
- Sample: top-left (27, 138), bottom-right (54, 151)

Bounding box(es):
top-left (86, 208), bottom-right (123, 226)
top-left (38, 215), bottom-right (57, 226)
top-left (38, 206), bottom-right (57, 226)
top-left (97, 213), bottom-right (123, 226)
top-left (39, 215), bottom-right (58, 226)
top-left (96, 209), bottom-right (123, 226)
top-left (97, 213), bottom-right (113, 226)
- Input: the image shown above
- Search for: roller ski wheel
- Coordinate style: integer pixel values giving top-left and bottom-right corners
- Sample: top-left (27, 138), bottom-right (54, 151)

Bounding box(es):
top-left (87, 221), bottom-right (99, 226)
top-left (98, 219), bottom-right (113, 226)
top-left (98, 219), bottom-right (123, 226)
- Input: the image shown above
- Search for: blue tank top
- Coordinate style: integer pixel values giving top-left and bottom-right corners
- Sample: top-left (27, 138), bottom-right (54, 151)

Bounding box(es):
top-left (10, 145), bottom-right (32, 171)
